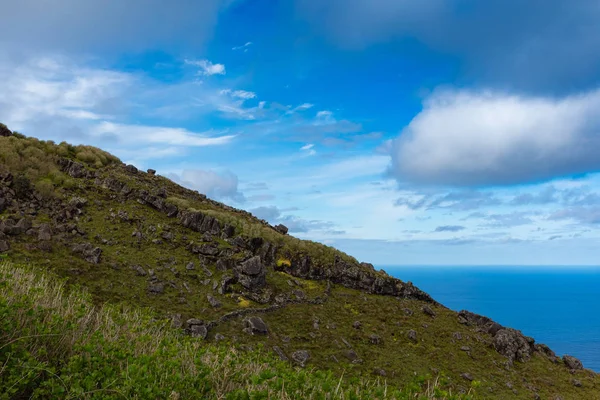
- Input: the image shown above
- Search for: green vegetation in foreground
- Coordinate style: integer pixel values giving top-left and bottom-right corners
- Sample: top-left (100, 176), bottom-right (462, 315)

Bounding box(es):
top-left (0, 261), bottom-right (476, 400)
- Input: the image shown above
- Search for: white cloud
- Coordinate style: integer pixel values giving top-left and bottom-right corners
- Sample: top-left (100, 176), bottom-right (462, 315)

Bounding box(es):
top-left (176, 169), bottom-right (245, 202)
top-left (316, 110), bottom-right (333, 119)
top-left (300, 143), bottom-right (314, 151)
top-left (232, 42), bottom-right (253, 51)
top-left (91, 122), bottom-right (235, 147)
top-left (220, 89), bottom-right (256, 99)
top-left (0, 55), bottom-right (236, 160)
top-left (186, 59), bottom-right (226, 76)
top-left (390, 88), bottom-right (600, 186)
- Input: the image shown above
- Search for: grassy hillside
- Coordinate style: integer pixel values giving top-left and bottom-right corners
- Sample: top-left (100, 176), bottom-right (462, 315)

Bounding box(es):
top-left (1, 124), bottom-right (599, 399)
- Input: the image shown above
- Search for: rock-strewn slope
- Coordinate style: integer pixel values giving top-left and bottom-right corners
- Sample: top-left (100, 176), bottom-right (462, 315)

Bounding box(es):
top-left (1, 125), bottom-right (598, 399)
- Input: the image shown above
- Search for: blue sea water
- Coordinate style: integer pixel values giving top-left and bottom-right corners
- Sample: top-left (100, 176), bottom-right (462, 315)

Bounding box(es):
top-left (384, 266), bottom-right (600, 372)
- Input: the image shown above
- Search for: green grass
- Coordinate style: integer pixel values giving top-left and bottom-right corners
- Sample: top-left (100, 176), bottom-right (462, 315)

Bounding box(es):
top-left (0, 261), bottom-right (475, 400)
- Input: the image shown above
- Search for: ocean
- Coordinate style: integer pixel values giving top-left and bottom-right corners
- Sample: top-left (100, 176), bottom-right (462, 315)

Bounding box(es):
top-left (384, 266), bottom-right (600, 372)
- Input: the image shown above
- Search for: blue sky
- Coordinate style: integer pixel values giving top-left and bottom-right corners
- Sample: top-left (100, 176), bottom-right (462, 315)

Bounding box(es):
top-left (2, 0), bottom-right (600, 265)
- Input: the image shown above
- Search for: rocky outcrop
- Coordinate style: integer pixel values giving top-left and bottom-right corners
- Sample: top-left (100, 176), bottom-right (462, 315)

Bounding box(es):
top-left (563, 355), bottom-right (584, 370)
top-left (180, 211), bottom-right (222, 235)
top-left (243, 316), bottom-right (268, 335)
top-left (493, 329), bottom-right (534, 363)
top-left (275, 254), bottom-right (436, 303)
top-left (236, 256), bottom-right (266, 291)
top-left (274, 224), bottom-right (288, 235)
top-left (0, 123), bottom-right (12, 137)
top-left (72, 243), bottom-right (102, 264)
top-left (58, 159), bottom-right (89, 179)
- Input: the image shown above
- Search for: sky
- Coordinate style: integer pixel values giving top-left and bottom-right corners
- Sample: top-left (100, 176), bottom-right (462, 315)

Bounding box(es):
top-left (2, 0), bottom-right (600, 265)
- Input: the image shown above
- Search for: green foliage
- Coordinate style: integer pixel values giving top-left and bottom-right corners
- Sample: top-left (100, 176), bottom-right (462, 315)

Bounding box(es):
top-left (0, 262), bottom-right (474, 400)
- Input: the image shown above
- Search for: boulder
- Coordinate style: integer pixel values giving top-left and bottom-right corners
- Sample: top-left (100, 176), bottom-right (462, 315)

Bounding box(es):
top-left (461, 373), bottom-right (474, 381)
top-left (407, 329), bottom-right (418, 342)
top-left (0, 123), bottom-right (12, 137)
top-left (148, 282), bottom-right (165, 294)
top-left (180, 211), bottom-right (222, 235)
top-left (125, 164), bottom-right (138, 174)
top-left (59, 159), bottom-right (87, 179)
top-left (563, 355), bottom-right (583, 370)
top-left (273, 346), bottom-right (289, 361)
top-left (274, 224), bottom-right (288, 235)
top-left (422, 305), bottom-right (436, 317)
top-left (369, 334), bottom-right (383, 345)
top-left (38, 223), bottom-right (52, 241)
top-left (72, 243), bottom-right (102, 264)
top-left (458, 310), bottom-right (503, 335)
top-left (236, 256), bottom-right (266, 291)
top-left (493, 328), bottom-right (534, 363)
top-left (216, 258), bottom-right (234, 271)
top-left (147, 169), bottom-right (156, 175)
top-left (291, 350), bottom-right (310, 367)
top-left (190, 324), bottom-right (208, 339)
top-left (207, 294), bottom-right (222, 308)
top-left (243, 316), bottom-right (268, 335)
top-left (132, 265), bottom-right (147, 276)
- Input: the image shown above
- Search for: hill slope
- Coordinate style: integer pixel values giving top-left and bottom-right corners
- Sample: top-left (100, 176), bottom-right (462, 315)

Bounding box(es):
top-left (1, 124), bottom-right (598, 399)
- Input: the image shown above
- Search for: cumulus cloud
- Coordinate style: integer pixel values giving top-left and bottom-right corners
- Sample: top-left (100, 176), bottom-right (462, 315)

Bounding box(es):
top-left (0, 56), bottom-right (235, 158)
top-left (1, 0), bottom-right (228, 53)
top-left (176, 169), bottom-right (245, 202)
top-left (390, 89), bottom-right (600, 186)
top-left (250, 206), bottom-right (281, 221)
top-left (296, 0), bottom-right (600, 92)
top-left (186, 59), bottom-right (226, 76)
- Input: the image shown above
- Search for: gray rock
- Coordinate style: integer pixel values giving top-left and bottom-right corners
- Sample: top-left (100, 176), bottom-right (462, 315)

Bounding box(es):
top-left (493, 328), bottom-right (534, 363)
top-left (273, 346), bottom-right (289, 361)
top-left (216, 258), bottom-right (234, 271)
top-left (38, 224), bottom-right (52, 241)
top-left (0, 240), bottom-right (9, 252)
top-left (236, 256), bottom-right (266, 291)
top-left (460, 346), bottom-right (471, 352)
top-left (148, 282), bottom-right (165, 294)
top-left (0, 123), bottom-right (12, 137)
top-left (185, 262), bottom-right (195, 270)
top-left (563, 355), bottom-right (583, 370)
top-left (453, 332), bottom-right (463, 340)
top-left (573, 379), bottom-right (582, 387)
top-left (125, 164), bottom-right (138, 174)
top-left (369, 334), bottom-right (383, 345)
top-left (207, 294), bottom-right (222, 308)
top-left (407, 329), bottom-right (417, 342)
top-left (190, 324), bottom-right (207, 339)
top-left (291, 350), bottom-right (310, 366)
top-left (422, 305), bottom-right (436, 317)
top-left (461, 373), bottom-right (474, 381)
top-left (353, 321), bottom-right (362, 329)
top-left (186, 318), bottom-right (204, 327)
top-left (147, 169), bottom-right (156, 175)
top-left (343, 349), bottom-right (359, 361)
top-left (244, 316), bottom-right (268, 335)
top-left (373, 368), bottom-right (387, 377)
top-left (132, 265), bottom-right (147, 276)
top-left (72, 243), bottom-right (102, 264)
top-left (274, 224), bottom-right (288, 235)
top-left (215, 333), bottom-right (226, 342)
top-left (458, 310), bottom-right (503, 335)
